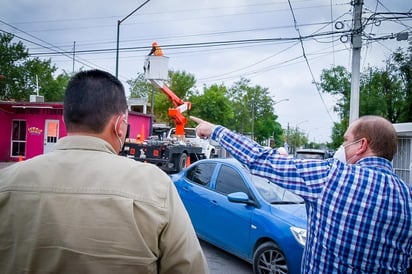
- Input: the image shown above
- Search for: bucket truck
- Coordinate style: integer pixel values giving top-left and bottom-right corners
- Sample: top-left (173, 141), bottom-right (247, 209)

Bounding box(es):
top-left (122, 56), bottom-right (213, 173)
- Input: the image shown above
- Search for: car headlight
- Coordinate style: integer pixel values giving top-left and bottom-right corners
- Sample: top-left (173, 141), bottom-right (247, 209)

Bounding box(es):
top-left (290, 226), bottom-right (306, 247)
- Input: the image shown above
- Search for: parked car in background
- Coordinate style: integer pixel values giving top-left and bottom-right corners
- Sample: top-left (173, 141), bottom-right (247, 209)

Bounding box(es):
top-left (295, 148), bottom-right (332, 160)
top-left (170, 158), bottom-right (307, 274)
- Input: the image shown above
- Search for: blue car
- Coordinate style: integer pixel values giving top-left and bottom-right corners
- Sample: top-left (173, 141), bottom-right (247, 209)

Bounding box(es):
top-left (170, 158), bottom-right (307, 274)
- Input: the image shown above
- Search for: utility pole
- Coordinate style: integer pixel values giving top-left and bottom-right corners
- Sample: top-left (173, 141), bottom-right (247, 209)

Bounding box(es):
top-left (349, 0), bottom-right (363, 123)
top-left (72, 41), bottom-right (76, 73)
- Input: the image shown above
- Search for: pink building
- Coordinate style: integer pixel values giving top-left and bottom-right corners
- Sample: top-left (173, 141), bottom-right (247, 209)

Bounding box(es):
top-left (0, 101), bottom-right (152, 162)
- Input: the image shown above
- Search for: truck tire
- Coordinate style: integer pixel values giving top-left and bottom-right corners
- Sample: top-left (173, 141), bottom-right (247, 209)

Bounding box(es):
top-left (176, 153), bottom-right (188, 172)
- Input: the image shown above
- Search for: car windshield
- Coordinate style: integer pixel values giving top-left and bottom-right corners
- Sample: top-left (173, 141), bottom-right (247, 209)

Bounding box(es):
top-left (251, 174), bottom-right (304, 204)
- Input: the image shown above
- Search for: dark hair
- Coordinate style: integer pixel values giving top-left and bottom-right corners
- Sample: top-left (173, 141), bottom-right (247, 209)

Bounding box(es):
top-left (352, 115), bottom-right (397, 161)
top-left (63, 69), bottom-right (127, 133)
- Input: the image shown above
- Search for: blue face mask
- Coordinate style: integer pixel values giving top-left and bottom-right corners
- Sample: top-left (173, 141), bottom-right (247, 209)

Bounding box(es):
top-left (333, 139), bottom-right (361, 163)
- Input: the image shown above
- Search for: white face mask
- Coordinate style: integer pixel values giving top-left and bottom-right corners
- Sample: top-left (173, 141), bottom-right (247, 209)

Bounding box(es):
top-left (333, 145), bottom-right (346, 163)
top-left (115, 115), bottom-right (127, 152)
top-left (333, 139), bottom-right (362, 163)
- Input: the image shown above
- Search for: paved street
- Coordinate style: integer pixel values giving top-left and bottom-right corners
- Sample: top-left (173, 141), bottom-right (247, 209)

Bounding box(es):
top-left (200, 240), bottom-right (253, 274)
top-left (0, 162), bottom-right (15, 169)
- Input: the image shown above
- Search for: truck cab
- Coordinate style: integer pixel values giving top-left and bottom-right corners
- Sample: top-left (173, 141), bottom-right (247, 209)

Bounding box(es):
top-left (167, 128), bottom-right (217, 159)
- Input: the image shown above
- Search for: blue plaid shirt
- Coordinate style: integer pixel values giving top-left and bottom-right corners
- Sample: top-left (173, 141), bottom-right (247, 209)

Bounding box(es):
top-left (212, 126), bottom-right (412, 273)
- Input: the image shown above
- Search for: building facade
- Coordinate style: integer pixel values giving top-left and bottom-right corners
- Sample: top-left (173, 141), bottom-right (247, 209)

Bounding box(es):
top-left (0, 101), bottom-right (152, 162)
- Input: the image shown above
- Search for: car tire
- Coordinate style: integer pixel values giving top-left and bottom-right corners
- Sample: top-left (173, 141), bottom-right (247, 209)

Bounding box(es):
top-left (253, 241), bottom-right (288, 274)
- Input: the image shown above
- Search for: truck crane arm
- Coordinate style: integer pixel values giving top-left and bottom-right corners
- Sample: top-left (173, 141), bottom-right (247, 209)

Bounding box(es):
top-left (150, 79), bottom-right (191, 138)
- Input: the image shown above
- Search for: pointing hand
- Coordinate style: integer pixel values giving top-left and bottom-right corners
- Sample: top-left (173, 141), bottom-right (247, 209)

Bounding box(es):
top-left (190, 116), bottom-right (216, 139)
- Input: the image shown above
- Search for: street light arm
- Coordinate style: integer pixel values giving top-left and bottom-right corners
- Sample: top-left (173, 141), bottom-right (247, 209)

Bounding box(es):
top-left (119, 0), bottom-right (151, 24)
top-left (273, 98), bottom-right (289, 105)
top-left (115, 0), bottom-right (151, 78)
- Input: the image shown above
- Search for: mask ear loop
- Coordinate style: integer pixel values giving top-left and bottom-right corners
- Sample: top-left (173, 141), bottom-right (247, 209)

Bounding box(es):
top-left (345, 139), bottom-right (363, 164)
top-left (114, 115), bottom-right (124, 152)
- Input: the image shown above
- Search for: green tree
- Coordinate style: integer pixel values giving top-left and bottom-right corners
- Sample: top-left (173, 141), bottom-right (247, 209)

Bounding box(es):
top-left (391, 42), bottom-right (412, 122)
top-left (227, 78), bottom-right (253, 134)
top-left (188, 83), bottom-right (234, 127)
top-left (320, 44), bottom-right (412, 148)
top-left (127, 72), bottom-right (152, 98)
top-left (127, 70), bottom-right (197, 125)
top-left (228, 77), bottom-right (283, 144)
top-left (0, 33), bottom-right (68, 101)
top-left (152, 70), bottom-right (197, 124)
top-left (320, 66), bottom-right (351, 121)
top-left (360, 66), bottom-right (404, 122)
top-left (286, 126), bottom-right (308, 154)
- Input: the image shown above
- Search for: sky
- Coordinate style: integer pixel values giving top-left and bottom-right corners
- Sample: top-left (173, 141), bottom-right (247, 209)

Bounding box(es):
top-left (1, 0), bottom-right (411, 143)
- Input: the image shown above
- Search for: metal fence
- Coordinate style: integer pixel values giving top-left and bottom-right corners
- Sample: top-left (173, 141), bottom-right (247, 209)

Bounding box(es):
top-left (393, 123), bottom-right (412, 185)
top-left (393, 137), bottom-right (411, 185)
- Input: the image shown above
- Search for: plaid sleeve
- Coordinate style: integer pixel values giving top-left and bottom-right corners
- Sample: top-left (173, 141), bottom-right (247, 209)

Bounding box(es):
top-left (212, 125), bottom-right (331, 201)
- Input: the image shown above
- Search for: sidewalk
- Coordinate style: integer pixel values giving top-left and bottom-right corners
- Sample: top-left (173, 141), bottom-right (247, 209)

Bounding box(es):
top-left (0, 162), bottom-right (16, 169)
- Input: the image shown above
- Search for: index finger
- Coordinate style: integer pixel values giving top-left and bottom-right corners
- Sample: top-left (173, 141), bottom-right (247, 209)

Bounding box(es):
top-left (190, 116), bottom-right (203, 124)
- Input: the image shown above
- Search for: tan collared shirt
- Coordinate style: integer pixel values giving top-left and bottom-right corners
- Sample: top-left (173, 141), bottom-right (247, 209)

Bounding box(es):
top-left (0, 136), bottom-right (208, 274)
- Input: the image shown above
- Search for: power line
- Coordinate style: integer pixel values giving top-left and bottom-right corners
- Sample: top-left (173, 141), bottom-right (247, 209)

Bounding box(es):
top-left (0, 20), bottom-right (107, 72)
top-left (287, 0), bottom-right (336, 123)
top-left (28, 29), bottom-right (353, 57)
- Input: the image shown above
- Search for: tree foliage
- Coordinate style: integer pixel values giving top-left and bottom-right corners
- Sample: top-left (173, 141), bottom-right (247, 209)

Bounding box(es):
top-left (391, 42), bottom-right (412, 121)
top-left (127, 72), bottom-right (152, 98)
top-left (320, 43), bottom-right (412, 147)
top-left (188, 83), bottom-right (234, 127)
top-left (127, 73), bottom-right (284, 146)
top-left (0, 33), bottom-right (69, 101)
top-left (224, 77), bottom-right (283, 145)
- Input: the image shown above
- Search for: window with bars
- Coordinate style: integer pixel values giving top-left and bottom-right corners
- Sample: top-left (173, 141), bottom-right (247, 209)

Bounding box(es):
top-left (393, 137), bottom-right (411, 185)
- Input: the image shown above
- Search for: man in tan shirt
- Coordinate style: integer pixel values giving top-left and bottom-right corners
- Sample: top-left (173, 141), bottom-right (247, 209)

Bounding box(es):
top-left (0, 69), bottom-right (208, 274)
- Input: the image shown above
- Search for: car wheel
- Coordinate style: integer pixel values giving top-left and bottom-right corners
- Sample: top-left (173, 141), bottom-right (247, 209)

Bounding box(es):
top-left (253, 241), bottom-right (288, 274)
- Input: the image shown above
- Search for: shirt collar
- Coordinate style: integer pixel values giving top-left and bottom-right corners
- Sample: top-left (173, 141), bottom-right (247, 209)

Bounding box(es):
top-left (356, 156), bottom-right (393, 174)
top-left (54, 135), bottom-right (117, 155)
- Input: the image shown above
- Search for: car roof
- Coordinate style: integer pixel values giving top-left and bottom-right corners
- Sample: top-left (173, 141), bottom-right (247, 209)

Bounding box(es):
top-left (197, 157), bottom-right (241, 165)
top-left (190, 157), bottom-right (246, 170)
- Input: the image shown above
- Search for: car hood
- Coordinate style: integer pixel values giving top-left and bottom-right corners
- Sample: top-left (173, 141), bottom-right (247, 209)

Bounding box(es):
top-left (270, 203), bottom-right (307, 228)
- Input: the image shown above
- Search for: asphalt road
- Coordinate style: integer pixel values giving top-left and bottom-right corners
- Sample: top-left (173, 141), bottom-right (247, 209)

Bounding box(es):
top-left (200, 239), bottom-right (253, 274)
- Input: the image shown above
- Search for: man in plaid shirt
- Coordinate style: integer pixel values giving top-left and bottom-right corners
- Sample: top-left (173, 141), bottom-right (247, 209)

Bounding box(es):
top-left (192, 115), bottom-right (412, 273)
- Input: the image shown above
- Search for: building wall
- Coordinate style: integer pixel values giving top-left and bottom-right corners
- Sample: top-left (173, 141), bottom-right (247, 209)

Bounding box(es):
top-left (24, 111), bottom-right (65, 160)
top-left (0, 103), bottom-right (152, 162)
top-left (0, 106), bottom-right (65, 162)
top-left (127, 113), bottom-right (152, 142)
top-left (0, 108), bottom-right (12, 161)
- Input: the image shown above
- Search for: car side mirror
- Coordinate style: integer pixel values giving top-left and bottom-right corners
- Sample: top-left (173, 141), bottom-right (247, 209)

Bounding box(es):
top-left (228, 192), bottom-right (250, 204)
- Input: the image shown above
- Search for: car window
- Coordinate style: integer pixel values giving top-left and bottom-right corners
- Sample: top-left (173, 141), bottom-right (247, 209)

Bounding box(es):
top-left (215, 165), bottom-right (251, 197)
top-left (252, 175), bottom-right (304, 204)
top-left (186, 163), bottom-right (216, 187)
top-left (170, 128), bottom-right (197, 137)
top-left (185, 129), bottom-right (197, 138)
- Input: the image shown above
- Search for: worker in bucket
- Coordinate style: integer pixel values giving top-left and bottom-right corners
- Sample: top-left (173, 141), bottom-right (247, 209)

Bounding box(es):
top-left (148, 42), bottom-right (163, 56)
